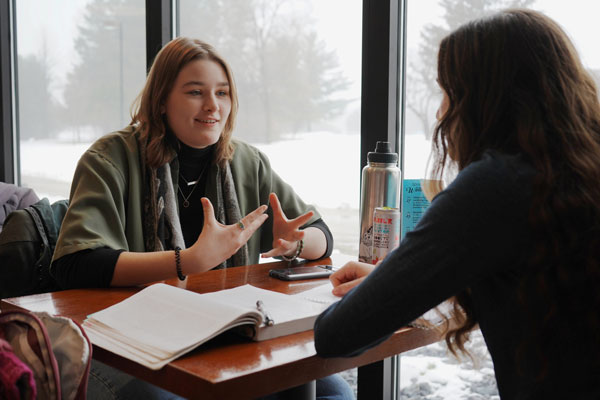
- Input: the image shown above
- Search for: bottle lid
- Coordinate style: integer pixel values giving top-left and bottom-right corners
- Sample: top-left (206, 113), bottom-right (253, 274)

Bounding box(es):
top-left (367, 141), bottom-right (398, 163)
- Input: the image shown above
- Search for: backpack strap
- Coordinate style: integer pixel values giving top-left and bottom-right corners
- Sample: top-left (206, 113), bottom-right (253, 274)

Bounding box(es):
top-left (0, 311), bottom-right (61, 399)
top-left (31, 199), bottom-right (69, 249)
top-left (0, 198), bottom-right (66, 298)
top-left (35, 312), bottom-right (92, 400)
top-left (0, 310), bottom-right (92, 400)
top-left (24, 206), bottom-right (54, 292)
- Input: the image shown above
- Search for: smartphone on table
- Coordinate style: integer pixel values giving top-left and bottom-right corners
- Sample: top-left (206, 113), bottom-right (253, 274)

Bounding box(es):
top-left (269, 265), bottom-right (335, 281)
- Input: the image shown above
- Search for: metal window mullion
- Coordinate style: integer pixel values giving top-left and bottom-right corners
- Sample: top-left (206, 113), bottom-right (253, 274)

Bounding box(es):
top-left (173, 0), bottom-right (179, 38)
top-left (145, 0), bottom-right (175, 73)
top-left (0, 0), bottom-right (18, 184)
top-left (357, 0), bottom-right (402, 398)
top-left (395, 0), bottom-right (408, 396)
top-left (397, 0), bottom-right (407, 183)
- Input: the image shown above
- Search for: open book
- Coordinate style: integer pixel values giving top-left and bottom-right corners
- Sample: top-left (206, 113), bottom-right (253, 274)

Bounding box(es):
top-left (82, 283), bottom-right (325, 370)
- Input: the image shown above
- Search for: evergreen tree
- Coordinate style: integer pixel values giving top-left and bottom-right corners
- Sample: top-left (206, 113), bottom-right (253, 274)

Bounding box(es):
top-left (61, 0), bottom-right (145, 140)
top-left (17, 53), bottom-right (61, 139)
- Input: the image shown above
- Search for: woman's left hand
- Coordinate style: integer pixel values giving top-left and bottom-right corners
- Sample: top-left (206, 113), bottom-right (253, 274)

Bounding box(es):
top-left (261, 192), bottom-right (314, 259)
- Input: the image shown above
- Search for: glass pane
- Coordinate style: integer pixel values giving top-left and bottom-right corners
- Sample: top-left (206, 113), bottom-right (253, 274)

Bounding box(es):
top-left (403, 0), bottom-right (599, 398)
top-left (16, 0), bottom-right (146, 201)
top-left (404, 0), bottom-right (600, 180)
top-left (179, 0), bottom-right (363, 260)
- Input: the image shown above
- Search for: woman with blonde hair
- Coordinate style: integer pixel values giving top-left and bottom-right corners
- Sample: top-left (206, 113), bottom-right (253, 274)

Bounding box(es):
top-left (52, 37), bottom-right (352, 399)
top-left (315, 9), bottom-right (600, 399)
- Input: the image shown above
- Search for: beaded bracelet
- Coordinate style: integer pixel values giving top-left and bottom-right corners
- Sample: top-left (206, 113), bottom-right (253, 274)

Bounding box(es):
top-left (174, 246), bottom-right (186, 281)
top-left (281, 239), bottom-right (304, 262)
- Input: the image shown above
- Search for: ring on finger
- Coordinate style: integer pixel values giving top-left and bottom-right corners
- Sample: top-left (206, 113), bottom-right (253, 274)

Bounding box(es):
top-left (238, 221), bottom-right (245, 230)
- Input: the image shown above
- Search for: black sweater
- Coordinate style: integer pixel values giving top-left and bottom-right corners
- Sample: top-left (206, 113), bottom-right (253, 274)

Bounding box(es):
top-left (314, 151), bottom-right (600, 400)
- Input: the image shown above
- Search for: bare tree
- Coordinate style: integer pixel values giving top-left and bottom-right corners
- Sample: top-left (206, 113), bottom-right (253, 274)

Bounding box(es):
top-left (181, 0), bottom-right (351, 142)
top-left (407, 0), bottom-right (535, 138)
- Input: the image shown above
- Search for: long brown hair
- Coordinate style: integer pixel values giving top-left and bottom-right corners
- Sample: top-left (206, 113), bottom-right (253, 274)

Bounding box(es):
top-left (432, 9), bottom-right (600, 357)
top-left (131, 37), bottom-right (238, 168)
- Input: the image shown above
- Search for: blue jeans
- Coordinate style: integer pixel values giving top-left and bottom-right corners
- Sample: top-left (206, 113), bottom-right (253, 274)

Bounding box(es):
top-left (88, 360), bottom-right (183, 399)
top-left (88, 360), bottom-right (354, 399)
top-left (261, 374), bottom-right (355, 400)
top-left (316, 374), bottom-right (355, 400)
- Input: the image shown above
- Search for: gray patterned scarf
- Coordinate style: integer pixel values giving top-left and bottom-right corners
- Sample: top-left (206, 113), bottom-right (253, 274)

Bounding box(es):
top-left (139, 136), bottom-right (248, 269)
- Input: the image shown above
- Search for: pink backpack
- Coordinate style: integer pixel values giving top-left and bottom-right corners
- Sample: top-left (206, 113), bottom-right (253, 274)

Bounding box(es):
top-left (0, 310), bottom-right (92, 400)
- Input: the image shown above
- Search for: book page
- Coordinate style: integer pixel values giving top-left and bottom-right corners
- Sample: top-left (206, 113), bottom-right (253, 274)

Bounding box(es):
top-left (202, 284), bottom-right (327, 341)
top-left (205, 285), bottom-right (325, 327)
top-left (85, 284), bottom-right (260, 355)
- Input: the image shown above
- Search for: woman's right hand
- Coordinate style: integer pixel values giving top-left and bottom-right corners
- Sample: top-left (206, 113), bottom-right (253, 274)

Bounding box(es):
top-left (330, 261), bottom-right (376, 297)
top-left (186, 197), bottom-right (268, 273)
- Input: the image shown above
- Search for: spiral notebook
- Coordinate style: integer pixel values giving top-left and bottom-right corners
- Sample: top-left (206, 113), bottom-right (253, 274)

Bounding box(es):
top-left (83, 283), bottom-right (325, 370)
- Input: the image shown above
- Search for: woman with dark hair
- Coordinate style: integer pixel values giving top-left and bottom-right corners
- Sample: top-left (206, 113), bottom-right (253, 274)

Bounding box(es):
top-left (315, 9), bottom-right (600, 399)
top-left (51, 37), bottom-right (352, 399)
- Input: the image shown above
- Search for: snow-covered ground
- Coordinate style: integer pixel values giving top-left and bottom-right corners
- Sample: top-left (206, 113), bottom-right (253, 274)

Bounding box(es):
top-left (19, 131), bottom-right (499, 399)
top-left (338, 329), bottom-right (499, 399)
top-left (19, 130), bottom-right (434, 206)
top-left (397, 328), bottom-right (499, 399)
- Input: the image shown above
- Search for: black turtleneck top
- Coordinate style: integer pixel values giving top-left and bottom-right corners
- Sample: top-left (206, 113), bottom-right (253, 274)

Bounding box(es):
top-left (52, 141), bottom-right (333, 288)
top-left (177, 142), bottom-right (214, 248)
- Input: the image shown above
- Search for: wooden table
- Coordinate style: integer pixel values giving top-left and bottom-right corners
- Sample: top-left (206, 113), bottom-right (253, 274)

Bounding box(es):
top-left (1, 257), bottom-right (444, 399)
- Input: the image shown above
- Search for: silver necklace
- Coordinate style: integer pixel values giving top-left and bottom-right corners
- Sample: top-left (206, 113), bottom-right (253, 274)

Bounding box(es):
top-left (179, 174), bottom-right (199, 187)
top-left (178, 169), bottom-right (206, 208)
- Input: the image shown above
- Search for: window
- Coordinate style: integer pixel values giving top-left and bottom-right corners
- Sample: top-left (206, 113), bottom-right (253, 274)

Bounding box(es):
top-left (401, 0), bottom-right (599, 398)
top-left (16, 0), bottom-right (146, 201)
top-left (179, 0), bottom-right (363, 259)
top-left (404, 0), bottom-right (600, 181)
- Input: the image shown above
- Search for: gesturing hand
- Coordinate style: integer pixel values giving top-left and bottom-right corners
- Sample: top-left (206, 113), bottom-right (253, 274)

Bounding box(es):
top-left (330, 261), bottom-right (376, 297)
top-left (260, 192), bottom-right (314, 259)
top-left (188, 197), bottom-right (268, 271)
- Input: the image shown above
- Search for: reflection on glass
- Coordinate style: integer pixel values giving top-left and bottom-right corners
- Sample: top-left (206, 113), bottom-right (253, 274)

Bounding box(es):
top-left (16, 0), bottom-right (146, 200)
top-left (179, 0), bottom-right (362, 258)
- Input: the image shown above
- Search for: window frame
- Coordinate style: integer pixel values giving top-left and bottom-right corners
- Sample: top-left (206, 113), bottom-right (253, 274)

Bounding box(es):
top-left (0, 0), bottom-right (17, 183)
top-left (358, 1), bottom-right (404, 399)
top-left (0, 0), bottom-right (406, 398)
top-left (0, 0), bottom-right (406, 186)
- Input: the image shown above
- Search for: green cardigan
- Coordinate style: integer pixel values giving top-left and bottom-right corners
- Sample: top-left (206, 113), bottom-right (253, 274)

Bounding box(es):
top-left (52, 125), bottom-right (321, 265)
